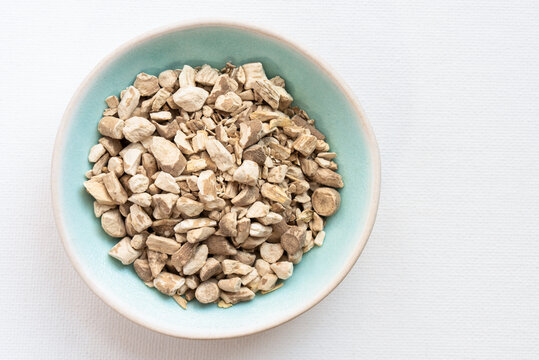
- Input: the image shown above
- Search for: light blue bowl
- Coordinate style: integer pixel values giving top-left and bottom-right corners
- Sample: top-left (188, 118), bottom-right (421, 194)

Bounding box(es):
top-left (51, 22), bottom-right (380, 339)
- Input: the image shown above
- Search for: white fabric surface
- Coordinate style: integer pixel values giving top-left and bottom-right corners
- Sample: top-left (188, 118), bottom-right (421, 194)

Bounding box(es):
top-left (1, 0), bottom-right (538, 358)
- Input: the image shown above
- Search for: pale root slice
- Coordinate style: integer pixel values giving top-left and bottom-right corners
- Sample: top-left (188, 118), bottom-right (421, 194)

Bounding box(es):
top-left (255, 259), bottom-right (273, 277)
top-left (170, 242), bottom-right (197, 271)
top-left (222, 259), bottom-right (252, 276)
top-left (153, 272), bottom-right (185, 296)
top-left (259, 243), bottom-right (284, 264)
top-left (173, 87), bottom-right (209, 112)
top-left (195, 64), bottom-right (219, 86)
top-left (186, 226), bottom-right (215, 243)
top-left (249, 222), bottom-right (272, 238)
top-left (313, 168), bottom-right (344, 188)
top-left (84, 179), bottom-right (116, 205)
top-left (233, 160), bottom-right (259, 186)
top-left (267, 165), bottom-right (288, 184)
top-left (101, 209), bottom-right (126, 237)
top-left (108, 237), bottom-right (141, 265)
top-left (102, 172), bottom-right (128, 204)
top-left (246, 201), bottom-right (270, 218)
top-left (312, 187), bottom-right (341, 216)
top-left (242, 62), bottom-right (267, 89)
top-left (220, 287), bottom-right (255, 304)
top-left (176, 197), bottom-right (204, 217)
top-left (150, 137), bottom-right (187, 176)
top-left (218, 277), bottom-right (241, 292)
top-left (128, 174), bottom-right (149, 194)
top-left (93, 202), bottom-right (115, 217)
top-left (134, 72), bottom-right (160, 96)
top-left (215, 91), bottom-right (242, 112)
top-left (122, 116), bottom-right (156, 143)
top-left (314, 231), bottom-right (326, 246)
top-left (199, 257), bottom-right (222, 281)
top-left (182, 244), bottom-right (208, 275)
top-left (118, 86), bottom-right (140, 120)
top-left (147, 250), bottom-right (167, 277)
top-left (88, 144), bottom-right (106, 162)
top-left (218, 212), bottom-right (237, 237)
top-left (205, 139), bottom-right (234, 171)
top-left (258, 273), bottom-right (278, 291)
top-left (146, 234), bottom-right (181, 255)
top-left (130, 204), bottom-right (152, 233)
top-left (154, 171), bottom-right (180, 194)
top-left (98, 116), bottom-right (124, 139)
top-left (174, 218), bottom-right (217, 233)
top-left (206, 236), bottom-right (237, 256)
top-left (260, 183), bottom-right (291, 206)
top-left (195, 281), bottom-right (220, 303)
top-left (270, 261), bottom-right (293, 280)
top-left (179, 65), bottom-right (196, 88)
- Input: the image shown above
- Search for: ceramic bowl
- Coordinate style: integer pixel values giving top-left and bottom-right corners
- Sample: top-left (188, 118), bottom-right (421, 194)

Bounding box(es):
top-left (51, 21), bottom-right (380, 339)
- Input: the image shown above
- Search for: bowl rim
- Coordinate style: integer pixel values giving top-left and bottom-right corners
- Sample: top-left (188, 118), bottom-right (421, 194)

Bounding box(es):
top-left (51, 20), bottom-right (381, 340)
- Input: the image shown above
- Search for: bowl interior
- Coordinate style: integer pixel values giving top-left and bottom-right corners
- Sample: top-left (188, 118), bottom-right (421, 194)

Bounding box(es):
top-left (54, 24), bottom-right (378, 338)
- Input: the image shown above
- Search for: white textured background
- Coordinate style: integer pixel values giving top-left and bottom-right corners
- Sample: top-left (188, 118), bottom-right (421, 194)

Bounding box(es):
top-left (2, 0), bottom-right (538, 359)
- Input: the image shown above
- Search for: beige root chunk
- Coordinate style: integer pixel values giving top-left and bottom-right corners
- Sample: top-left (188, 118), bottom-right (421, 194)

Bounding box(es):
top-left (195, 64), bottom-right (219, 86)
top-left (158, 69), bottom-right (178, 89)
top-left (241, 237), bottom-right (267, 250)
top-left (105, 95), bottom-right (119, 108)
top-left (179, 65), bottom-right (196, 88)
top-left (130, 204), bottom-right (152, 232)
top-left (253, 80), bottom-right (280, 109)
top-left (176, 196), bottom-right (204, 217)
top-left (152, 89), bottom-right (172, 111)
top-left (122, 117), bottom-right (156, 143)
top-left (312, 187), bottom-right (341, 216)
top-left (173, 87), bottom-right (209, 112)
top-left (152, 193), bottom-right (179, 219)
top-left (153, 272), bottom-right (185, 296)
top-left (118, 86), bottom-right (140, 120)
top-left (313, 168), bottom-right (344, 188)
top-left (107, 157), bottom-right (124, 177)
top-left (197, 170), bottom-right (217, 202)
top-left (154, 171), bottom-right (180, 194)
top-left (270, 261), bottom-right (293, 280)
top-left (101, 210), bottom-right (127, 237)
top-left (281, 226), bottom-right (306, 254)
top-left (218, 277), bottom-right (241, 292)
top-left (242, 62), bottom-right (267, 89)
top-left (108, 237), bottom-right (141, 265)
top-left (173, 130), bottom-right (195, 155)
top-left (231, 186), bottom-right (259, 207)
top-left (220, 287), bottom-right (255, 304)
top-left (130, 232), bottom-right (149, 250)
top-left (207, 236), bottom-right (237, 256)
top-left (258, 273), bottom-right (278, 291)
top-left (99, 137), bottom-right (123, 156)
top-left (173, 295), bottom-right (188, 309)
top-left (205, 139), bottom-right (234, 171)
top-left (246, 201), bottom-right (270, 218)
top-left (207, 75), bottom-right (238, 103)
top-left (195, 281), bottom-right (220, 303)
top-left (102, 172), bottom-right (128, 204)
top-left (260, 243), bottom-right (284, 264)
top-left (183, 244), bottom-right (208, 275)
top-left (134, 259), bottom-right (153, 282)
top-left (255, 259), bottom-right (273, 276)
top-left (314, 231), bottom-right (326, 246)
top-left (98, 116), bottom-right (124, 139)
top-left (222, 259), bottom-right (253, 276)
top-left (134, 72), bottom-right (160, 96)
top-left (146, 234), bottom-right (181, 254)
top-left (84, 179), bottom-right (116, 205)
top-left (174, 218), bottom-right (217, 233)
top-left (233, 160), bottom-right (259, 186)
top-left (234, 251), bottom-right (256, 265)
top-left (94, 202), bottom-right (115, 217)
top-left (258, 212), bottom-right (283, 225)
top-left (235, 217), bottom-right (251, 244)
top-left (215, 92), bottom-right (242, 112)
top-left (147, 250), bottom-right (168, 277)
top-left (267, 165), bottom-right (288, 183)
top-left (239, 120), bottom-right (263, 148)
top-left (241, 268), bottom-right (259, 285)
top-left (249, 222), bottom-right (272, 238)
top-left (199, 258), bottom-right (222, 281)
top-left (128, 174), bottom-right (149, 193)
top-left (218, 212), bottom-right (237, 237)
top-left (150, 137), bottom-right (187, 176)
top-left (261, 183), bottom-right (291, 206)
top-left (293, 134), bottom-right (318, 157)
top-left (187, 226), bottom-right (216, 243)
top-left (242, 144), bottom-right (266, 165)
top-left (120, 143), bottom-right (144, 175)
top-left (185, 158), bottom-right (207, 173)
top-left (88, 144), bottom-right (106, 162)
top-left (170, 242), bottom-right (197, 271)
top-left (142, 153), bottom-right (157, 178)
